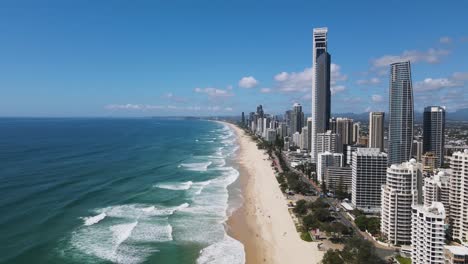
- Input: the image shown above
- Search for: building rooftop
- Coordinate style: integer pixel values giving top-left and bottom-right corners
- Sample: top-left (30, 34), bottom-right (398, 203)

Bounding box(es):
top-left (445, 246), bottom-right (468, 255)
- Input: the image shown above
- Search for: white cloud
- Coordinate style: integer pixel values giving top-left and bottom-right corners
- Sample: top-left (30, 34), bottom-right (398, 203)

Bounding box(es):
top-left (331, 63), bottom-right (348, 84)
top-left (357, 77), bottom-right (381, 85)
top-left (331, 85), bottom-right (345, 95)
top-left (260, 88), bottom-right (272, 93)
top-left (274, 67), bottom-right (312, 92)
top-left (238, 76), bottom-right (259, 88)
top-left (194, 87), bottom-right (233, 98)
top-left (439, 36), bottom-right (452, 44)
top-left (274, 63), bottom-right (347, 93)
top-left (274, 72), bottom-right (289, 81)
top-left (105, 104), bottom-right (165, 110)
top-left (452, 72), bottom-right (468, 81)
top-left (224, 107), bottom-right (233, 111)
top-left (371, 48), bottom-right (450, 68)
top-left (414, 78), bottom-right (461, 91)
top-left (371, 94), bottom-right (384, 103)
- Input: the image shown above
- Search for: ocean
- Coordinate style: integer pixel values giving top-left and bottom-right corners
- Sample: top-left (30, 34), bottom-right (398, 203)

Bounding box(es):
top-left (0, 118), bottom-right (244, 264)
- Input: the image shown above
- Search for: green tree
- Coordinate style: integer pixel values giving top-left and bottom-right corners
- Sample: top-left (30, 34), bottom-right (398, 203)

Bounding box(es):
top-left (322, 250), bottom-right (344, 264)
top-left (293, 200), bottom-right (308, 215)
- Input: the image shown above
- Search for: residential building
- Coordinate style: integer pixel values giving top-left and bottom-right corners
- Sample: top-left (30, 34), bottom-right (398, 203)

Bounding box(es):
top-left (422, 152), bottom-right (437, 172)
top-left (336, 117), bottom-right (354, 146)
top-left (369, 112), bottom-right (385, 152)
top-left (449, 150), bottom-right (468, 245)
top-left (317, 130), bottom-right (342, 155)
top-left (388, 61), bottom-right (414, 166)
top-left (413, 140), bottom-right (423, 162)
top-left (326, 166), bottom-right (352, 193)
top-left (423, 106), bottom-right (446, 168)
top-left (307, 117), bottom-right (312, 152)
top-left (351, 148), bottom-right (388, 213)
top-left (352, 122), bottom-right (360, 144)
top-left (301, 126), bottom-right (309, 150)
top-left (381, 159), bottom-right (423, 245)
top-left (317, 151), bottom-right (343, 182)
top-left (311, 27), bottom-right (331, 163)
top-left (424, 171), bottom-right (450, 216)
top-left (444, 246), bottom-right (468, 264)
top-left (265, 128), bottom-right (277, 143)
top-left (411, 202), bottom-right (446, 264)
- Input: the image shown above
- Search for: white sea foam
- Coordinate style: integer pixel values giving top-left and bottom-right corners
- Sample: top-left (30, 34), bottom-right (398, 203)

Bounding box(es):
top-left (154, 181), bottom-right (193, 190)
top-left (179, 162), bottom-right (212, 171)
top-left (110, 222), bottom-right (138, 251)
top-left (83, 212), bottom-right (107, 226)
top-left (197, 235), bottom-right (245, 264)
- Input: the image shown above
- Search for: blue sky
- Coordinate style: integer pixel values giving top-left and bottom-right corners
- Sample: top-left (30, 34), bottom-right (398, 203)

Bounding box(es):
top-left (0, 0), bottom-right (467, 117)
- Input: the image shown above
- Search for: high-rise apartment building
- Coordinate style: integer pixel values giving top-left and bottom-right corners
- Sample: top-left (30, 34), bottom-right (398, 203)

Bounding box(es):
top-left (388, 61), bottom-right (414, 166)
top-left (412, 140), bottom-right (423, 162)
top-left (351, 148), bottom-right (388, 213)
top-left (316, 130), bottom-right (342, 155)
top-left (307, 117), bottom-right (312, 152)
top-left (352, 122), bottom-right (360, 144)
top-left (292, 103), bottom-right (304, 134)
top-left (336, 117), bottom-right (353, 146)
top-left (301, 127), bottom-right (309, 150)
top-left (411, 202), bottom-right (446, 264)
top-left (311, 27), bottom-right (331, 163)
top-left (423, 171), bottom-right (450, 215)
top-left (369, 112), bottom-right (385, 152)
top-left (381, 159), bottom-right (423, 245)
top-left (317, 151), bottom-right (343, 182)
top-left (325, 166), bottom-right (352, 193)
top-left (449, 150), bottom-right (468, 244)
top-left (423, 106), bottom-right (446, 168)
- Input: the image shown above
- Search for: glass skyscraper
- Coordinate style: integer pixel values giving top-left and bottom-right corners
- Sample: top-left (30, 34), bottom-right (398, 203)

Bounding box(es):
top-left (311, 27), bottom-right (331, 163)
top-left (388, 61), bottom-right (414, 166)
top-left (423, 106), bottom-right (445, 168)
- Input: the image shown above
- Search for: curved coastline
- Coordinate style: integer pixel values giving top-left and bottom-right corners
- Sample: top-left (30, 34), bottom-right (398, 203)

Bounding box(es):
top-left (223, 122), bottom-right (324, 264)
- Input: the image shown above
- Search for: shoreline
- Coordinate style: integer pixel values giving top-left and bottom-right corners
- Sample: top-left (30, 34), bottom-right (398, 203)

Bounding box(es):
top-left (223, 122), bottom-right (324, 264)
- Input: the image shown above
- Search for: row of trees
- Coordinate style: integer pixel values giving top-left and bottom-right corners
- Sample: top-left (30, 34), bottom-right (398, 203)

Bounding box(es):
top-left (322, 237), bottom-right (386, 264)
top-left (294, 199), bottom-right (353, 243)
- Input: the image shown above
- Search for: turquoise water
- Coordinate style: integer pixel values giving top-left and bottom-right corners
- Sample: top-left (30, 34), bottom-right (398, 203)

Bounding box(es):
top-left (0, 118), bottom-right (243, 264)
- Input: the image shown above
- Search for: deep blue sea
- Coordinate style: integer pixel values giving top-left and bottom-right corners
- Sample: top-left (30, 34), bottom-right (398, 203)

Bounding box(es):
top-left (0, 118), bottom-right (243, 264)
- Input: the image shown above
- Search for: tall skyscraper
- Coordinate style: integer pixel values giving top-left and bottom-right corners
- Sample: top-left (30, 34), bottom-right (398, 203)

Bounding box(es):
top-left (352, 122), bottom-right (360, 144)
top-left (449, 150), bottom-right (468, 244)
top-left (307, 117), bottom-right (312, 151)
top-left (388, 61), bottom-right (414, 166)
top-left (369, 112), bottom-right (385, 152)
top-left (241, 112), bottom-right (245, 125)
top-left (256, 105), bottom-right (264, 118)
top-left (336, 117), bottom-right (353, 146)
top-left (351, 148), bottom-right (388, 213)
top-left (291, 103), bottom-right (304, 133)
top-left (311, 27), bottom-right (331, 163)
top-left (423, 106), bottom-right (446, 168)
top-left (411, 202), bottom-right (446, 264)
top-left (381, 159), bottom-right (423, 245)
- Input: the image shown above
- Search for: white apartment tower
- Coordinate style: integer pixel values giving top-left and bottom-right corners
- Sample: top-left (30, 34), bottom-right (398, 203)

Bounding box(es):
top-left (411, 202), bottom-right (446, 264)
top-left (317, 151), bottom-right (343, 182)
top-left (351, 148), bottom-right (388, 213)
top-left (449, 150), bottom-right (468, 245)
top-left (381, 159), bottom-right (423, 245)
top-left (311, 27), bottom-right (331, 163)
top-left (423, 171), bottom-right (450, 215)
top-left (369, 112), bottom-right (385, 152)
top-left (316, 130), bottom-right (342, 155)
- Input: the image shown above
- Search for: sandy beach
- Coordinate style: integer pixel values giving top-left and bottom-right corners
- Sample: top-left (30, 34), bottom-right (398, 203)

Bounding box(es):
top-left (225, 122), bottom-right (324, 264)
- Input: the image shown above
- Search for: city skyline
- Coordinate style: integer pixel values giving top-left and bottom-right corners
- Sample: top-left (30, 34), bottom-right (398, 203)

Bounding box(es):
top-left (1, 1), bottom-right (468, 117)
